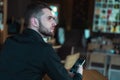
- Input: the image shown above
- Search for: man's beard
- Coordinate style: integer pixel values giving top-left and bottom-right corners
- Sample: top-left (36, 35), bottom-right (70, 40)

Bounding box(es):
top-left (38, 21), bottom-right (54, 37)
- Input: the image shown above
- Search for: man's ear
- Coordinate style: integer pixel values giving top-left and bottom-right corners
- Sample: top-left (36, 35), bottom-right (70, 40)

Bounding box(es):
top-left (30, 17), bottom-right (39, 27)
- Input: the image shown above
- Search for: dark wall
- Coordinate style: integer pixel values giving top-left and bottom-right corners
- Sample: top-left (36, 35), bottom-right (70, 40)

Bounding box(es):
top-left (72, 0), bottom-right (94, 30)
top-left (8, 0), bottom-right (31, 19)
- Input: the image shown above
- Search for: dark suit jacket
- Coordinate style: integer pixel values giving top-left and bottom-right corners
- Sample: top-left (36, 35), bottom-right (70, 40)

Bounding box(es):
top-left (0, 28), bottom-right (82, 80)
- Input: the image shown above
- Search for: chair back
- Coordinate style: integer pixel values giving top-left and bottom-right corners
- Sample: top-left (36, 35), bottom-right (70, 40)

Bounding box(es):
top-left (89, 53), bottom-right (106, 64)
top-left (108, 55), bottom-right (120, 80)
top-left (88, 52), bottom-right (107, 76)
top-left (110, 54), bottom-right (120, 66)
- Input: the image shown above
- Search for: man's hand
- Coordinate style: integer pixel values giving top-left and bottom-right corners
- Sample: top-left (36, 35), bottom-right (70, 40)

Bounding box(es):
top-left (77, 65), bottom-right (83, 75)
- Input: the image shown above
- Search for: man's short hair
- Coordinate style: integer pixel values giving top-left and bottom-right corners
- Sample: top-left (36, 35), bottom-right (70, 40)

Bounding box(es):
top-left (24, 2), bottom-right (51, 27)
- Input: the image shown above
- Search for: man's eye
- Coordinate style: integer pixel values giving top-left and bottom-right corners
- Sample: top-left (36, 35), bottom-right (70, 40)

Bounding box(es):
top-left (48, 17), bottom-right (51, 20)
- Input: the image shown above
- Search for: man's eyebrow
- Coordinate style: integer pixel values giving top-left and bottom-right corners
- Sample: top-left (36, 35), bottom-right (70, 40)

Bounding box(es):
top-left (48, 16), bottom-right (56, 20)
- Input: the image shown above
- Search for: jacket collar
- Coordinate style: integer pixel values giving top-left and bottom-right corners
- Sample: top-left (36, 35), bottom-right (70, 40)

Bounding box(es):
top-left (23, 28), bottom-right (45, 42)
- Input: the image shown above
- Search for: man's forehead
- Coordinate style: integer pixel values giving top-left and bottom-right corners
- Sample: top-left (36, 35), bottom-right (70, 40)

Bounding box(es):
top-left (42, 8), bottom-right (53, 16)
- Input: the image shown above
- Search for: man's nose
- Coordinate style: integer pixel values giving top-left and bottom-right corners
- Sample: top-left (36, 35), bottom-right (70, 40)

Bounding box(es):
top-left (53, 20), bottom-right (57, 26)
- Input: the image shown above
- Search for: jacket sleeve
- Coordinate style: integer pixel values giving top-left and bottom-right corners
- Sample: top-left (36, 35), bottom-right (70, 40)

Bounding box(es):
top-left (44, 45), bottom-right (82, 80)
